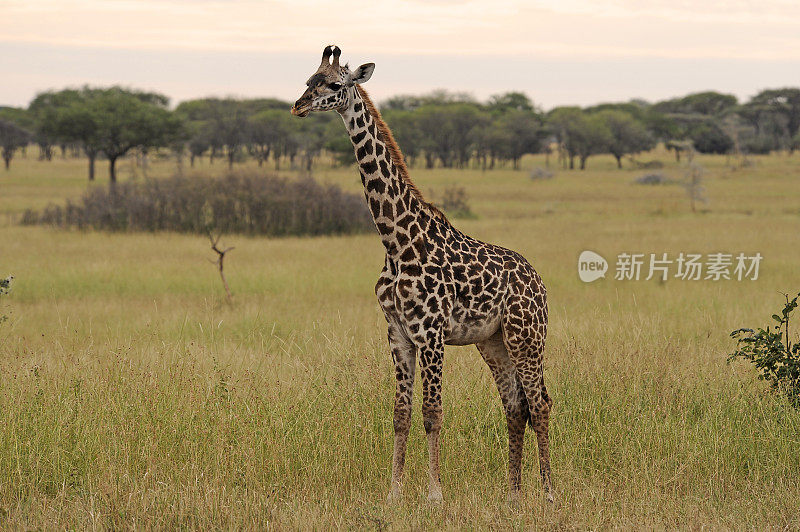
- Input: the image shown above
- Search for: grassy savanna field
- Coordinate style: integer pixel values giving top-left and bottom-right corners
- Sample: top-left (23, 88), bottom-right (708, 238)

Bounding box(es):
top-left (1, 147), bottom-right (800, 529)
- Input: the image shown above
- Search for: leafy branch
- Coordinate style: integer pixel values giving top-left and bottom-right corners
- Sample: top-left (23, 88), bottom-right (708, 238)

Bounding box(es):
top-left (729, 292), bottom-right (800, 407)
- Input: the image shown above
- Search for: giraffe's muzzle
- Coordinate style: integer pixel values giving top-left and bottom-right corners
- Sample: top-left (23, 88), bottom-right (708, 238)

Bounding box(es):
top-left (291, 100), bottom-right (311, 117)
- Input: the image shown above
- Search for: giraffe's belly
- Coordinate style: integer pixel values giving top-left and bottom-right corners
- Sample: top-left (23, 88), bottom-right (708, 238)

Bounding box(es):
top-left (444, 306), bottom-right (503, 346)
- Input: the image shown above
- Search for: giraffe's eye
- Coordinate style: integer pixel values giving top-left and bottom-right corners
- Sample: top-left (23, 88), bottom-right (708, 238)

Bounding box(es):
top-left (329, 82), bottom-right (343, 91)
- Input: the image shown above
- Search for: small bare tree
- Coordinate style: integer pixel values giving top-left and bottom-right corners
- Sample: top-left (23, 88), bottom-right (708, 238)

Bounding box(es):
top-left (683, 161), bottom-right (707, 213)
top-left (206, 230), bottom-right (234, 304)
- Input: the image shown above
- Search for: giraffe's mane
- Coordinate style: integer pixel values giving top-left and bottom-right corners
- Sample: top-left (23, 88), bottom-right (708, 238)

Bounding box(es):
top-left (356, 85), bottom-right (448, 222)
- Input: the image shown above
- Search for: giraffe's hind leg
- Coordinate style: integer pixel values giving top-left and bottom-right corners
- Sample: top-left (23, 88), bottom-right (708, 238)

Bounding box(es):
top-left (476, 331), bottom-right (530, 498)
top-left (502, 299), bottom-right (553, 502)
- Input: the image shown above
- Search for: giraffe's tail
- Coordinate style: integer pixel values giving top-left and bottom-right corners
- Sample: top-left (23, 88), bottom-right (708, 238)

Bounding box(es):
top-left (518, 376), bottom-right (534, 428)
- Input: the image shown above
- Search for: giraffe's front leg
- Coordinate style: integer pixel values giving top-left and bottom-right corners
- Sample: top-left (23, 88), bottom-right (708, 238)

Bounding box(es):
top-left (418, 337), bottom-right (444, 503)
top-left (387, 322), bottom-right (416, 503)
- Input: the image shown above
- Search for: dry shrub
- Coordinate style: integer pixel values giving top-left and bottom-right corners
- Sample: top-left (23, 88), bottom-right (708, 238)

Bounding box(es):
top-left (529, 167), bottom-right (554, 180)
top-left (21, 171), bottom-right (374, 236)
top-left (439, 185), bottom-right (475, 219)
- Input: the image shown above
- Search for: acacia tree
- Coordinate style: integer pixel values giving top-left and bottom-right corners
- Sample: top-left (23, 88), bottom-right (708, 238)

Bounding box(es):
top-left (549, 108), bottom-right (612, 170)
top-left (595, 110), bottom-right (655, 168)
top-left (187, 123), bottom-right (211, 168)
top-left (486, 92), bottom-right (535, 114)
top-left (415, 105), bottom-right (456, 168)
top-left (29, 89), bottom-right (102, 178)
top-left (38, 89), bottom-right (103, 180)
top-left (415, 104), bottom-right (482, 168)
top-left (653, 91), bottom-right (738, 116)
top-left (548, 107), bottom-right (584, 169)
top-left (34, 87), bottom-right (179, 182)
top-left (741, 88), bottom-right (800, 152)
top-left (0, 120), bottom-right (31, 170)
top-left (207, 99), bottom-right (248, 169)
top-left (247, 110), bottom-right (283, 167)
top-left (574, 114), bottom-right (612, 170)
top-left (29, 89), bottom-right (91, 161)
top-left (88, 88), bottom-right (179, 182)
top-left (495, 109), bottom-right (543, 169)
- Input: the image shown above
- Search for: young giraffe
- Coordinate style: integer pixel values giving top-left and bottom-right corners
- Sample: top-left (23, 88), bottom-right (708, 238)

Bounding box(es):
top-left (292, 46), bottom-right (552, 503)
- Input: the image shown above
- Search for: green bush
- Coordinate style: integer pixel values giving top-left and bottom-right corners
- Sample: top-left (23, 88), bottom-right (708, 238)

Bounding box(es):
top-left (729, 292), bottom-right (800, 407)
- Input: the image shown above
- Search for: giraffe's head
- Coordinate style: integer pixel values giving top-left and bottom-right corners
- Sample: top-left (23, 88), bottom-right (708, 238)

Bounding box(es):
top-left (291, 45), bottom-right (375, 118)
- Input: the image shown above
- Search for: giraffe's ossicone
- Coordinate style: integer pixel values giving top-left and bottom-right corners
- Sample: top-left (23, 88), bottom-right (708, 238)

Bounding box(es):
top-left (292, 45), bottom-right (553, 503)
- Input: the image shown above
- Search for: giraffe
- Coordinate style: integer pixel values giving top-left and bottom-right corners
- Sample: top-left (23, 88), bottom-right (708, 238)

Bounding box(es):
top-left (292, 46), bottom-right (552, 503)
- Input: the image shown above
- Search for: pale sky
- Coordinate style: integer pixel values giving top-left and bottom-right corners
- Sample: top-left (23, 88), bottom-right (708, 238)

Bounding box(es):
top-left (2, 0), bottom-right (799, 109)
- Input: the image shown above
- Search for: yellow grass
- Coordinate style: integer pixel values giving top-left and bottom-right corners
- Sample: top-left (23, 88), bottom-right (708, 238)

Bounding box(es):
top-left (1, 148), bottom-right (800, 528)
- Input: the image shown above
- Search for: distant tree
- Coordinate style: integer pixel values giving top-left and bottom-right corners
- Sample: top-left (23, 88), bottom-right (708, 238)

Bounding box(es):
top-left (641, 108), bottom-right (683, 141)
top-left (595, 110), bottom-right (655, 168)
top-left (0, 107), bottom-right (33, 129)
top-left (186, 122), bottom-right (211, 167)
top-left (741, 88), bottom-right (800, 152)
top-left (54, 100), bottom-right (102, 180)
top-left (494, 109), bottom-right (544, 169)
top-left (30, 87), bottom-right (178, 182)
top-left (417, 89), bottom-right (477, 107)
top-left (38, 88), bottom-right (106, 180)
top-left (207, 99), bottom-right (249, 169)
top-left (0, 107), bottom-right (32, 160)
top-left (687, 121), bottom-right (733, 154)
top-left (382, 109), bottom-right (422, 167)
top-left (486, 92), bottom-right (535, 114)
top-left (381, 94), bottom-right (422, 112)
top-left (296, 113), bottom-right (334, 171)
top-left (415, 105), bottom-right (456, 168)
top-left (324, 122), bottom-right (355, 167)
top-left (27, 92), bottom-right (69, 161)
top-left (247, 110), bottom-right (285, 167)
top-left (665, 140), bottom-right (694, 162)
top-left (653, 91), bottom-right (738, 116)
top-left (382, 90), bottom-right (476, 112)
top-left (176, 98), bottom-right (253, 168)
top-left (448, 104), bottom-right (485, 168)
top-left (263, 111), bottom-right (296, 170)
top-left (89, 88), bottom-right (179, 182)
top-left (483, 124), bottom-right (514, 170)
top-left (413, 104), bottom-right (484, 168)
top-left (547, 107), bottom-right (581, 169)
top-left (548, 107), bottom-right (611, 170)
top-left (573, 114), bottom-right (612, 170)
top-left (29, 89), bottom-right (105, 178)
top-left (585, 101), bottom-right (647, 120)
top-left (0, 120), bottom-right (31, 170)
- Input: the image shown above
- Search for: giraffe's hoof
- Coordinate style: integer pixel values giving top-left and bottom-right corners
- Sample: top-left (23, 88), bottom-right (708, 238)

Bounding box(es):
top-left (427, 489), bottom-right (443, 504)
top-left (507, 490), bottom-right (521, 506)
top-left (545, 490), bottom-right (555, 504)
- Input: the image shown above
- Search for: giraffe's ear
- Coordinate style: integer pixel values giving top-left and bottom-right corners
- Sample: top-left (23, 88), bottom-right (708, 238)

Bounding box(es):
top-left (351, 63), bottom-right (375, 85)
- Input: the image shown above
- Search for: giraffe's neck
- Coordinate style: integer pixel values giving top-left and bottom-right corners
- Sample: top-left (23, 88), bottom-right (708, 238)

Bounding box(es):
top-left (339, 86), bottom-right (434, 256)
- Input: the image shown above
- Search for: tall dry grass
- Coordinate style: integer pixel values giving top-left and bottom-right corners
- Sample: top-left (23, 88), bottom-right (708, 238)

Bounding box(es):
top-left (1, 148), bottom-right (800, 528)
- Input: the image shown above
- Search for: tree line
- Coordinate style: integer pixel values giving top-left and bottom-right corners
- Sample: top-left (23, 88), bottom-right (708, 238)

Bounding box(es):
top-left (1, 86), bottom-right (799, 180)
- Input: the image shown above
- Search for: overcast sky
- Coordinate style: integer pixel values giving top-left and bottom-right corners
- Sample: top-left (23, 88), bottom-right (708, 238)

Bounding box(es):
top-left (2, 0), bottom-right (799, 109)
